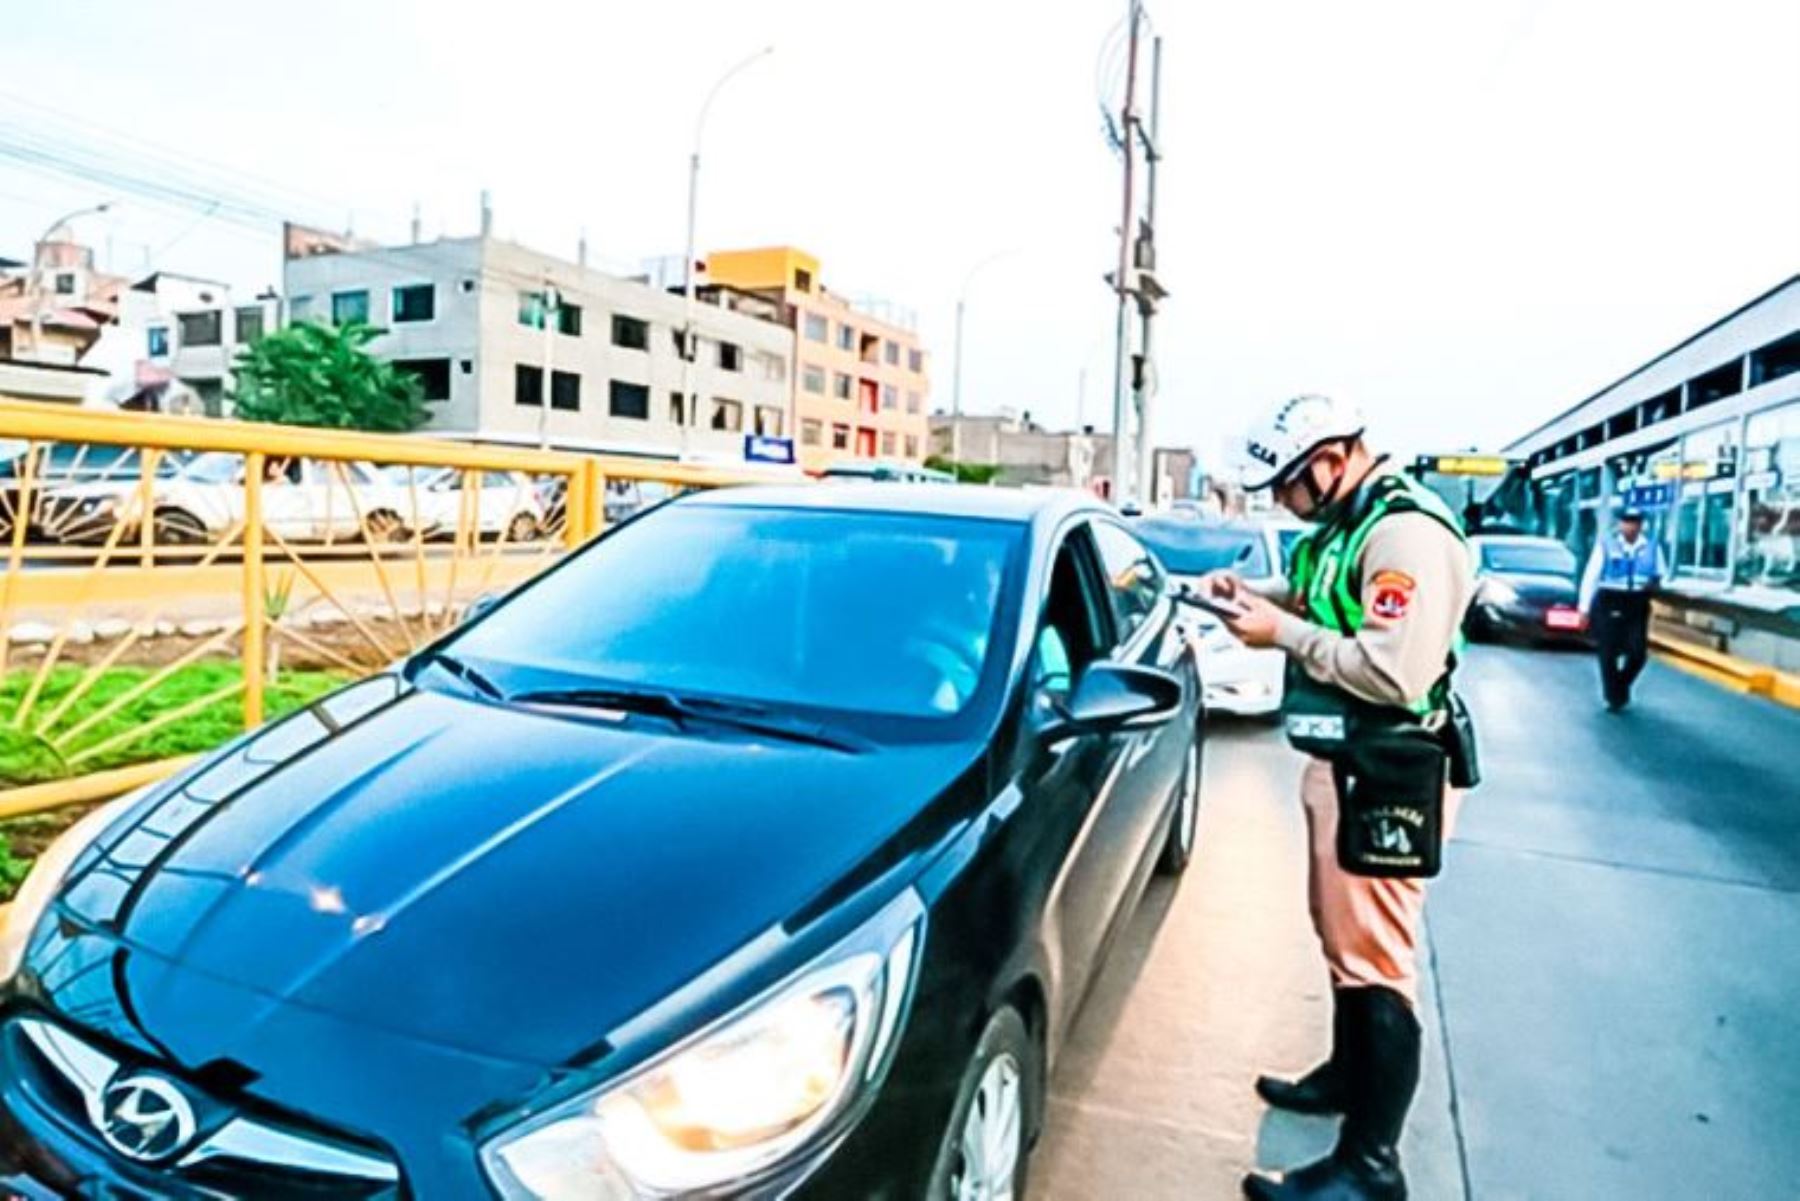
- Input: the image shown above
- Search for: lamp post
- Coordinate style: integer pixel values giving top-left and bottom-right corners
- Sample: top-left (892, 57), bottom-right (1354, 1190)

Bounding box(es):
top-left (949, 248), bottom-right (1017, 466)
top-left (679, 45), bottom-right (774, 457)
top-left (28, 202), bottom-right (112, 360)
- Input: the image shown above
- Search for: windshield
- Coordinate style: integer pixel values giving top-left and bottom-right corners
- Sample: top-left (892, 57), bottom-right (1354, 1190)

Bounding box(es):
top-left (1481, 541), bottom-right (1577, 577)
top-left (1136, 524), bottom-right (1273, 578)
top-left (445, 504), bottom-right (1025, 727)
top-left (182, 452), bottom-right (240, 484)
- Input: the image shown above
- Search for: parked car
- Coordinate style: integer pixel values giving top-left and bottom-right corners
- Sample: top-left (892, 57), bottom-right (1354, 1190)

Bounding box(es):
top-left (41, 451), bottom-right (416, 545)
top-left (1465, 534), bottom-right (1589, 645)
top-left (0, 441), bottom-right (188, 543)
top-left (383, 466), bottom-right (548, 542)
top-left (0, 484), bottom-right (1203, 1200)
top-left (1136, 517), bottom-right (1291, 716)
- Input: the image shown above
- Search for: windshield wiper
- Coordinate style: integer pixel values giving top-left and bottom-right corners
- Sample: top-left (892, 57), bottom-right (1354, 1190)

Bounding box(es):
top-left (412, 650), bottom-right (505, 702)
top-left (509, 686), bottom-right (862, 752)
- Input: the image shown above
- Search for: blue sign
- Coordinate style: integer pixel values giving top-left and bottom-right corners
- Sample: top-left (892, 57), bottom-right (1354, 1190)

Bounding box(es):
top-left (1624, 483), bottom-right (1674, 511)
top-left (744, 434), bottom-right (796, 465)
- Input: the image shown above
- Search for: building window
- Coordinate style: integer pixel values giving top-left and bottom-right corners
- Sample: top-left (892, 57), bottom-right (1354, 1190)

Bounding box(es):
top-left (884, 340), bottom-right (899, 366)
top-left (609, 380), bottom-right (649, 420)
top-left (288, 295), bottom-right (313, 321)
top-left (670, 328), bottom-right (692, 360)
top-left (881, 384), bottom-right (898, 409)
top-left (804, 312), bottom-right (828, 342)
top-left (905, 390), bottom-right (921, 414)
top-left (234, 306), bottom-right (265, 344)
top-left (396, 358), bottom-right (451, 402)
top-left (833, 372), bottom-right (853, 401)
top-left (518, 291), bottom-right (547, 329)
top-left (859, 331), bottom-right (880, 363)
top-left (754, 350), bottom-right (787, 383)
top-left (718, 341), bottom-right (742, 372)
top-left (754, 405), bottom-right (784, 437)
top-left (557, 303), bottom-right (582, 336)
top-left (881, 431), bottom-right (897, 456)
top-left (711, 399), bottom-right (744, 432)
top-left (670, 392), bottom-right (688, 425)
top-left (801, 419), bottom-right (823, 446)
top-left (904, 434), bottom-right (919, 458)
top-left (837, 323), bottom-right (856, 352)
top-left (908, 347), bottom-right (923, 373)
top-left (1686, 361), bottom-right (1742, 412)
top-left (331, 290), bottom-right (370, 325)
top-left (613, 314), bottom-right (649, 350)
top-left (1739, 402), bottom-right (1800, 591)
top-left (392, 284), bottom-right (435, 323)
top-left (803, 364), bottom-right (826, 394)
top-left (515, 364), bottom-right (544, 407)
top-left (146, 327), bottom-right (170, 358)
top-left (831, 423), bottom-right (850, 450)
top-left (1672, 422), bottom-right (1738, 575)
top-left (551, 370), bottom-right (581, 411)
top-left (1749, 331), bottom-right (1800, 389)
top-left (177, 310), bottom-right (222, 348)
top-left (53, 272), bottom-right (75, 295)
top-left (794, 268), bottom-right (813, 293)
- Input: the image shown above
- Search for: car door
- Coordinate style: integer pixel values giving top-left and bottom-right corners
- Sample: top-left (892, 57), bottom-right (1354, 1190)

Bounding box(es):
top-left (1083, 518), bottom-right (1194, 895)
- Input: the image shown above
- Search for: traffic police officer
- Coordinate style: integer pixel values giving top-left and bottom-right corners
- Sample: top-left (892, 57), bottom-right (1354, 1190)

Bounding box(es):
top-left (1579, 506), bottom-right (1666, 711)
top-left (1200, 394), bottom-right (1477, 1201)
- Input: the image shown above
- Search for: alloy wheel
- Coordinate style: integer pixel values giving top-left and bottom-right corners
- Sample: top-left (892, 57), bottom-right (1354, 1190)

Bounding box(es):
top-left (953, 1053), bottom-right (1024, 1201)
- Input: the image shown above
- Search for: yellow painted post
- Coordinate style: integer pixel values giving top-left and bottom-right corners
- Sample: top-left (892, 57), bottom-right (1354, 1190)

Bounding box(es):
top-left (242, 452), bottom-right (266, 728)
top-left (138, 447), bottom-right (161, 568)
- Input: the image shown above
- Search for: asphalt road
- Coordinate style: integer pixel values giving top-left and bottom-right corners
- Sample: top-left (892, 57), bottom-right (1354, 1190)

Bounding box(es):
top-left (1034, 643), bottom-right (1800, 1200)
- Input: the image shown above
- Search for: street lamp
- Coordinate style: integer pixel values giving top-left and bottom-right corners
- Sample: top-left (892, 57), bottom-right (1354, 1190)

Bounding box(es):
top-left (28, 201), bottom-right (113, 360)
top-left (679, 45), bottom-right (774, 456)
top-left (949, 248), bottom-right (1017, 464)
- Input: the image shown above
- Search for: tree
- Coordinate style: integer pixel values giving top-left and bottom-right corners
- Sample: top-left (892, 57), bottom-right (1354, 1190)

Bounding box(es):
top-left (924, 455), bottom-right (1003, 485)
top-left (230, 320), bottom-right (429, 432)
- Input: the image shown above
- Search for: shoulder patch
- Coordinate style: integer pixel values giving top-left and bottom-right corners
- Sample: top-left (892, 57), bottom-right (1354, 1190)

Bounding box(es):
top-left (1369, 569), bottom-right (1416, 621)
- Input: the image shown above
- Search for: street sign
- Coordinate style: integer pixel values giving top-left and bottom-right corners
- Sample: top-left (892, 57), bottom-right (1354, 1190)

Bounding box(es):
top-left (1413, 454), bottom-right (1517, 477)
top-left (743, 434), bottom-right (795, 465)
top-left (1624, 483), bottom-right (1675, 511)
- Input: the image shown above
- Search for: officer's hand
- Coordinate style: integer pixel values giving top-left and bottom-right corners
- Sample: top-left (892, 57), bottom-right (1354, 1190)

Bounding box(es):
top-left (1220, 589), bottom-right (1284, 648)
top-left (1198, 570), bottom-right (1244, 602)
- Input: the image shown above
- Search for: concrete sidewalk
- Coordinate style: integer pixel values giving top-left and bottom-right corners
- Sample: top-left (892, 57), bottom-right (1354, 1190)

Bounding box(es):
top-left (1033, 718), bottom-right (1465, 1200)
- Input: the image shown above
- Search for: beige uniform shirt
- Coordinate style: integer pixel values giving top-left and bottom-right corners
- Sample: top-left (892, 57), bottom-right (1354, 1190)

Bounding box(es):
top-left (1270, 479), bottom-right (1475, 710)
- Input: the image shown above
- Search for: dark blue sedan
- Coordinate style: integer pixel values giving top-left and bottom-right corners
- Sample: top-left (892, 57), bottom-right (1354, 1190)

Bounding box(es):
top-left (0, 484), bottom-right (1204, 1200)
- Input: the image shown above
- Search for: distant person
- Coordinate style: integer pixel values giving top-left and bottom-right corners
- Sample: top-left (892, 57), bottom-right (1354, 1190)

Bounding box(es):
top-left (1578, 507), bottom-right (1666, 711)
top-left (1200, 393), bottom-right (1479, 1201)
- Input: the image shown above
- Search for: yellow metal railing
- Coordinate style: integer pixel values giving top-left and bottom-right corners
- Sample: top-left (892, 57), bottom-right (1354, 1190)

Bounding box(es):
top-left (0, 398), bottom-right (788, 818)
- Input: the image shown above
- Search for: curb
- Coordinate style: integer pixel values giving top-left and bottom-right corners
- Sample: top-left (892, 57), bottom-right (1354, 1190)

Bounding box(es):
top-left (1651, 633), bottom-right (1800, 708)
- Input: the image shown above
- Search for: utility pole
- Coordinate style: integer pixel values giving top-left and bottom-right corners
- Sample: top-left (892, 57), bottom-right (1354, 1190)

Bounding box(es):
top-left (1107, 1), bottom-right (1143, 506)
top-left (1135, 36), bottom-right (1165, 507)
top-left (537, 282), bottom-right (559, 450)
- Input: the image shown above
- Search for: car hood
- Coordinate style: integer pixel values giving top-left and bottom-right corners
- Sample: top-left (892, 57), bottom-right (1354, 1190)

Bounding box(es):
top-left (47, 678), bottom-right (971, 1069)
top-left (1484, 570), bottom-right (1578, 602)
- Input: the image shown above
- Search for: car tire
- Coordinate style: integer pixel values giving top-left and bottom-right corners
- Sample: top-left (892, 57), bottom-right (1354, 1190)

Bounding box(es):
top-left (927, 1007), bottom-right (1037, 1201)
top-left (153, 507), bottom-right (208, 546)
top-left (1156, 729), bottom-right (1202, 877)
top-left (364, 510), bottom-right (408, 544)
top-left (506, 511), bottom-right (540, 543)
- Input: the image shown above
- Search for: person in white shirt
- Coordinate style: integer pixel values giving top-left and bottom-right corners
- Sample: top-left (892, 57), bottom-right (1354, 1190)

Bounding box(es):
top-left (1579, 507), bottom-right (1668, 711)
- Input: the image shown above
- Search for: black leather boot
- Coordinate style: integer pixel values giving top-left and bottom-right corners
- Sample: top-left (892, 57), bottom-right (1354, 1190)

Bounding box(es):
top-left (1255, 989), bottom-right (1349, 1115)
top-left (1242, 987), bottom-right (1419, 1201)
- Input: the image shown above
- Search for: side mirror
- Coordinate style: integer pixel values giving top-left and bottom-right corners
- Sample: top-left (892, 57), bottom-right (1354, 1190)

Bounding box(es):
top-left (460, 593), bottom-right (501, 627)
top-left (1042, 662), bottom-right (1183, 743)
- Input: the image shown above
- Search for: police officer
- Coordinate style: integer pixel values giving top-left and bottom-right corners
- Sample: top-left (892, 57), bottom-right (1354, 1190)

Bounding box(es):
top-left (1200, 393), bottom-right (1476, 1201)
top-left (1579, 507), bottom-right (1666, 711)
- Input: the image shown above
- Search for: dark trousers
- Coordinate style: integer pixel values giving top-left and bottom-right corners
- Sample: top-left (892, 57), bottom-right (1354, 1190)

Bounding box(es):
top-left (1593, 590), bottom-right (1652, 707)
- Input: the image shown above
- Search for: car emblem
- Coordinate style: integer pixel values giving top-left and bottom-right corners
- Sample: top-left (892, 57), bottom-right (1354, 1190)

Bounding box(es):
top-left (97, 1074), bottom-right (197, 1163)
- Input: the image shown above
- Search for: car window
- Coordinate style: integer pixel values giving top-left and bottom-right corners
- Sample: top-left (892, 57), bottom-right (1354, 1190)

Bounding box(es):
top-left (1035, 532), bottom-right (1108, 697)
top-left (451, 505), bottom-right (1025, 725)
top-left (1480, 541), bottom-right (1577, 576)
top-left (1135, 522), bottom-right (1273, 578)
top-left (1088, 520), bottom-right (1165, 648)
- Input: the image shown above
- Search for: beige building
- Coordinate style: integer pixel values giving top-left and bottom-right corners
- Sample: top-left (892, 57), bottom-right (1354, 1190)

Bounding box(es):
top-left (705, 247), bottom-right (930, 473)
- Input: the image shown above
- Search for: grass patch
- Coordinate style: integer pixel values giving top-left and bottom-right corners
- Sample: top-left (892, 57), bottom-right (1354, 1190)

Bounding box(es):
top-left (0, 662), bottom-right (350, 901)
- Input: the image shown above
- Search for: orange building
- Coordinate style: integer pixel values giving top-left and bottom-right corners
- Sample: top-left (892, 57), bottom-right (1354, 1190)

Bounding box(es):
top-left (704, 247), bottom-right (931, 474)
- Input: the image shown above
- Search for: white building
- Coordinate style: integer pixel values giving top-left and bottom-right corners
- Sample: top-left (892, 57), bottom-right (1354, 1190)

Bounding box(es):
top-left (282, 234), bottom-right (796, 461)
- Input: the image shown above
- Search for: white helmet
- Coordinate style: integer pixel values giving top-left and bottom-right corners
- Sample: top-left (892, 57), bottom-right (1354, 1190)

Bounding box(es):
top-left (1239, 392), bottom-right (1367, 490)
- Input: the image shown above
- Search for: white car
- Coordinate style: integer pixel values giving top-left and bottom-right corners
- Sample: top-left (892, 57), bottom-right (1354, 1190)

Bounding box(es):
top-left (1138, 517), bottom-right (1300, 717)
top-left (42, 452), bottom-right (416, 545)
top-left (383, 466), bottom-right (548, 542)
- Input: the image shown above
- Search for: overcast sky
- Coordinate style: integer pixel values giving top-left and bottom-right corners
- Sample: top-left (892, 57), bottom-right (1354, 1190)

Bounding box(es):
top-left (4, 0), bottom-right (1796, 465)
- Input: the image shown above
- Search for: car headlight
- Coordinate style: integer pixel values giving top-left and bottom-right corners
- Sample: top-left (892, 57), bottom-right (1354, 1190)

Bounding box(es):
top-left (482, 896), bottom-right (924, 1200)
top-left (1481, 579), bottom-right (1519, 606)
top-left (0, 788), bottom-right (145, 983)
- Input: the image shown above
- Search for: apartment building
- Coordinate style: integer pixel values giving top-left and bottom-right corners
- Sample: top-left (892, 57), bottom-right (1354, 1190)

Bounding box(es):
top-left (704, 247), bottom-right (930, 473)
top-left (281, 232), bottom-right (795, 460)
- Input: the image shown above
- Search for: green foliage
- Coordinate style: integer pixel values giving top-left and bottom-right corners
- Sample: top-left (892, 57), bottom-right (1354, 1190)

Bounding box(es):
top-left (0, 835), bottom-right (28, 893)
top-left (924, 455), bottom-right (1003, 485)
top-left (230, 320), bottom-right (429, 432)
top-left (0, 663), bottom-right (348, 788)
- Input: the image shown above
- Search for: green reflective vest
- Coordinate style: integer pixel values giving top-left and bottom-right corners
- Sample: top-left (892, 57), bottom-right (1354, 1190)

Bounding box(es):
top-left (1287, 470), bottom-right (1467, 718)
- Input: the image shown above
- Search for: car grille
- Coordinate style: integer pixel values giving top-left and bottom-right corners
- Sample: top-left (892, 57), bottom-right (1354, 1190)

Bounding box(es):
top-left (8, 1017), bottom-right (404, 1199)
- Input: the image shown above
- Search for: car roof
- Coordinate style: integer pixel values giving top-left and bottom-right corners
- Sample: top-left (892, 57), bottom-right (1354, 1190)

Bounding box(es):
top-left (1135, 517), bottom-right (1274, 540)
top-left (685, 482), bottom-right (1108, 526)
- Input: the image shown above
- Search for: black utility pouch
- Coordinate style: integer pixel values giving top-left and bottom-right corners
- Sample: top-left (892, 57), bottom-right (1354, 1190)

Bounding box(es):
top-left (1444, 692), bottom-right (1481, 789)
top-left (1332, 727), bottom-right (1447, 879)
